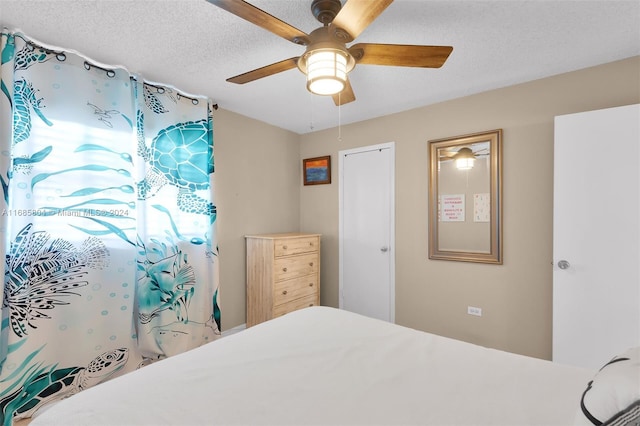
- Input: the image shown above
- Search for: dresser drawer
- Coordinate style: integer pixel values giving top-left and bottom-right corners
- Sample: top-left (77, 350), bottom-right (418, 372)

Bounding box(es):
top-left (274, 236), bottom-right (319, 257)
top-left (274, 275), bottom-right (318, 306)
top-left (274, 253), bottom-right (318, 281)
top-left (273, 294), bottom-right (318, 318)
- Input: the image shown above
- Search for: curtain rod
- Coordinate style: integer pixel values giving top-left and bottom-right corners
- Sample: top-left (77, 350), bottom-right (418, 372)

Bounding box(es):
top-left (16, 37), bottom-right (218, 110)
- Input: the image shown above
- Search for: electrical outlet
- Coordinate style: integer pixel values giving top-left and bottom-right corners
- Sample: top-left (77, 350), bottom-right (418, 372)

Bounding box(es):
top-left (467, 306), bottom-right (482, 316)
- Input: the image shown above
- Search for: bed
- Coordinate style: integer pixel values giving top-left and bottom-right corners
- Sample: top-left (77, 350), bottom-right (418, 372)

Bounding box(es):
top-left (29, 306), bottom-right (639, 426)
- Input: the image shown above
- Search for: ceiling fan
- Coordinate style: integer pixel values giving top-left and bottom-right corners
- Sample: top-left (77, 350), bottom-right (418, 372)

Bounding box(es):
top-left (207, 0), bottom-right (453, 105)
top-left (439, 143), bottom-right (489, 170)
top-left (439, 145), bottom-right (490, 162)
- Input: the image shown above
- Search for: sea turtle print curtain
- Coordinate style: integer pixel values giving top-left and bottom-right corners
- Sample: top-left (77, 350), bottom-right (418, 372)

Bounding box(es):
top-left (0, 29), bottom-right (220, 425)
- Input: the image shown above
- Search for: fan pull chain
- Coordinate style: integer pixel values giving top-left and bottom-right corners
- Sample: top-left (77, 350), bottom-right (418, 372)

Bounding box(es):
top-left (337, 92), bottom-right (342, 142)
top-left (309, 91), bottom-right (315, 131)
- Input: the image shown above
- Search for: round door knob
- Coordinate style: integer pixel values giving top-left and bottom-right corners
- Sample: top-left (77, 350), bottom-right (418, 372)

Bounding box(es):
top-left (380, 246), bottom-right (389, 253)
top-left (557, 260), bottom-right (570, 270)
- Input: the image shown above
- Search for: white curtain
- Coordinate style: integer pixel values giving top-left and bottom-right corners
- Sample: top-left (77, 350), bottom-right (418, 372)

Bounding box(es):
top-left (0, 29), bottom-right (220, 424)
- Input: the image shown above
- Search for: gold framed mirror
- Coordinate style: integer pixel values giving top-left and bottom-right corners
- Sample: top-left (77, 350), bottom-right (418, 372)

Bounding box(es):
top-left (428, 129), bottom-right (502, 264)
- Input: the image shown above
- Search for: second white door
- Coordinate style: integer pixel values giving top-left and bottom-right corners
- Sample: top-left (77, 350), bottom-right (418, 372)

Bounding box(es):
top-left (553, 104), bottom-right (640, 369)
top-left (339, 142), bottom-right (395, 322)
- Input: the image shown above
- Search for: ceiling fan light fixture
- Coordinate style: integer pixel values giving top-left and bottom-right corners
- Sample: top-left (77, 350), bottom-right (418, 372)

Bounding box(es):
top-left (213, 0), bottom-right (453, 107)
top-left (454, 147), bottom-right (475, 170)
top-left (305, 48), bottom-right (348, 95)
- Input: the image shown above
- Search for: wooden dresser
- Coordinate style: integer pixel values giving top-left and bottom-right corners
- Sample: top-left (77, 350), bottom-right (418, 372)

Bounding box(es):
top-left (245, 233), bottom-right (321, 327)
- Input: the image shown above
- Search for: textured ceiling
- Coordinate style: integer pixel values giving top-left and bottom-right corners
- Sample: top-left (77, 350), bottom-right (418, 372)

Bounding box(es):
top-left (0, 0), bottom-right (639, 134)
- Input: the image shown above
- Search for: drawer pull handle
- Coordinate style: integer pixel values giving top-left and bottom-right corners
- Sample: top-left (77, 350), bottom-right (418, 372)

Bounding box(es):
top-left (282, 245), bottom-right (288, 250)
top-left (309, 283), bottom-right (313, 287)
top-left (309, 262), bottom-right (313, 267)
top-left (309, 303), bottom-right (314, 307)
top-left (282, 290), bottom-right (288, 295)
top-left (282, 267), bottom-right (287, 272)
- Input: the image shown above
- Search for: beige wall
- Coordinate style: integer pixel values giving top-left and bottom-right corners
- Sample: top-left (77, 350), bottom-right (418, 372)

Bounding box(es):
top-left (215, 57), bottom-right (639, 359)
top-left (214, 109), bottom-right (301, 330)
top-left (299, 57), bottom-right (640, 359)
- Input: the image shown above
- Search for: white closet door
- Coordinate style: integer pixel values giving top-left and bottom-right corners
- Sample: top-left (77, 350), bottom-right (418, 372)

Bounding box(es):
top-left (339, 143), bottom-right (395, 322)
top-left (553, 104), bottom-right (640, 369)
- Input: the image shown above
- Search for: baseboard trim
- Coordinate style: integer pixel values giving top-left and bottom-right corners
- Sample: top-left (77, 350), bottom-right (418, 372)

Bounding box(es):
top-left (222, 323), bottom-right (246, 337)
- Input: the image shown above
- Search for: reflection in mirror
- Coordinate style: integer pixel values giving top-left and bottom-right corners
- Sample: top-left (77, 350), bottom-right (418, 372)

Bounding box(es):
top-left (428, 130), bottom-right (502, 264)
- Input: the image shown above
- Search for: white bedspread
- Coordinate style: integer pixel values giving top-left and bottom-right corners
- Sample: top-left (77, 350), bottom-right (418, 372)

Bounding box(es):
top-left (31, 306), bottom-right (594, 425)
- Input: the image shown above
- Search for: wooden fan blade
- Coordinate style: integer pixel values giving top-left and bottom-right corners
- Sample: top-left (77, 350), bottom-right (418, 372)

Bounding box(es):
top-left (332, 78), bottom-right (356, 106)
top-left (207, 0), bottom-right (309, 45)
top-left (227, 57), bottom-right (299, 84)
top-left (350, 43), bottom-right (453, 68)
top-left (331, 0), bottom-right (393, 41)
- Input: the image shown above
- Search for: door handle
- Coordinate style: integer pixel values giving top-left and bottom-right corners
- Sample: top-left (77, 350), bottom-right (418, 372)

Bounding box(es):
top-left (557, 260), bottom-right (570, 270)
top-left (380, 246), bottom-right (389, 253)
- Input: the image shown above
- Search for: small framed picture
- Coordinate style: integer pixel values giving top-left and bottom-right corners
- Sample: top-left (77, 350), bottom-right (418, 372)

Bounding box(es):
top-left (303, 155), bottom-right (331, 185)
